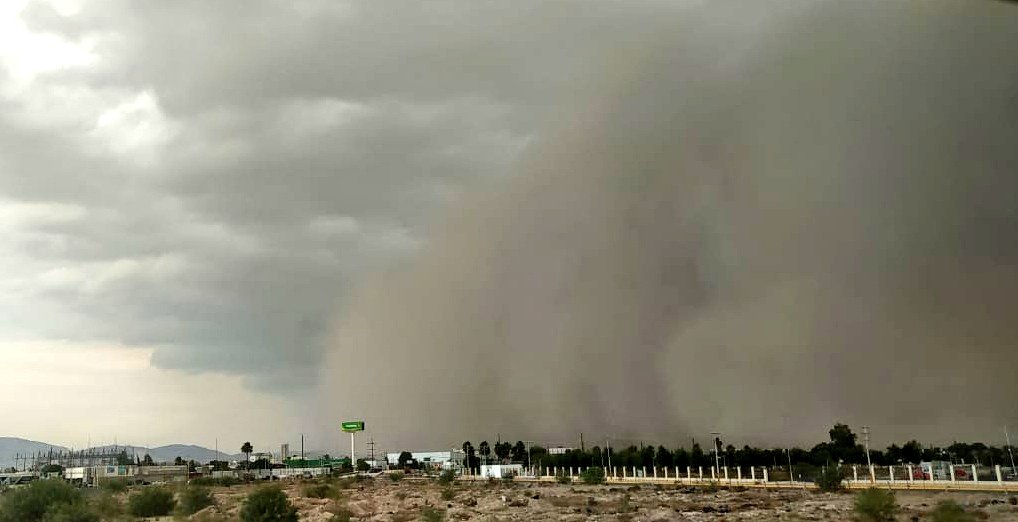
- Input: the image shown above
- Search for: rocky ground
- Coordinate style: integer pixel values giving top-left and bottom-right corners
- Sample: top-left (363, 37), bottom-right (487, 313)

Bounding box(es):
top-left (181, 476), bottom-right (1018, 521)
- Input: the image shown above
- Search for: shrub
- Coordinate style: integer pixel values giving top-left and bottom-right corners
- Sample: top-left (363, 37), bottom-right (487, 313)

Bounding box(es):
top-left (438, 469), bottom-right (456, 485)
top-left (619, 493), bottom-right (632, 514)
top-left (555, 474), bottom-right (572, 484)
top-left (580, 467), bottom-right (606, 485)
top-left (853, 488), bottom-right (897, 522)
top-left (177, 485), bottom-right (215, 515)
top-left (99, 479), bottom-right (128, 493)
top-left (87, 493), bottom-right (123, 520)
top-left (127, 487), bottom-right (176, 517)
top-left (190, 476), bottom-right (239, 488)
top-left (815, 466), bottom-right (844, 492)
top-left (0, 479), bottom-right (83, 522)
top-left (39, 502), bottom-right (98, 522)
top-left (239, 486), bottom-right (298, 522)
top-left (440, 488), bottom-right (455, 501)
top-left (301, 482), bottom-right (336, 499)
top-left (329, 505), bottom-right (353, 522)
top-left (420, 506), bottom-right (443, 522)
top-left (388, 472), bottom-right (404, 482)
top-left (929, 500), bottom-right (974, 522)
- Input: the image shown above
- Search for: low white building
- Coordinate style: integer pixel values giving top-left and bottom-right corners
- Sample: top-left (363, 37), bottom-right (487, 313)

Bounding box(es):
top-left (480, 464), bottom-right (523, 478)
top-left (385, 450), bottom-right (465, 470)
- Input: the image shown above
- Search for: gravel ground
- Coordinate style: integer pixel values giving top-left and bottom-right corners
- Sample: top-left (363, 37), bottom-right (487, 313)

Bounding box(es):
top-left (179, 477), bottom-right (1018, 521)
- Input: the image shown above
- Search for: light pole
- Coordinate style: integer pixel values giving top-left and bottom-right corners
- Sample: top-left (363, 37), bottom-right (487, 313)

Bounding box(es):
top-left (1005, 427), bottom-right (1017, 477)
top-left (711, 432), bottom-right (722, 478)
top-left (862, 426), bottom-right (874, 482)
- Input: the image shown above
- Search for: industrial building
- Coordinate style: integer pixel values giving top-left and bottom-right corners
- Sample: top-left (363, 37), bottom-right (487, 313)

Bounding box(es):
top-left (480, 464), bottom-right (523, 478)
top-left (386, 450), bottom-right (465, 470)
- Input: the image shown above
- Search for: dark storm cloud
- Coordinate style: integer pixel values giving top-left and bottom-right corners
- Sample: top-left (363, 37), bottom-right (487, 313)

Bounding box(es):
top-left (1, 0), bottom-right (699, 392)
top-left (322, 0), bottom-right (1018, 449)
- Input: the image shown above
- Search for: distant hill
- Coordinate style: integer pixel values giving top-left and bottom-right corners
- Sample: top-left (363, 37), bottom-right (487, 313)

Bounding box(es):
top-left (87, 444), bottom-right (242, 463)
top-left (1, 437), bottom-right (242, 469)
top-left (0, 437), bottom-right (69, 469)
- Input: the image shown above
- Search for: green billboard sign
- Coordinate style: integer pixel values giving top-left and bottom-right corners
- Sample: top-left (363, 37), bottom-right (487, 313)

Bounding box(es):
top-left (341, 421), bottom-right (365, 432)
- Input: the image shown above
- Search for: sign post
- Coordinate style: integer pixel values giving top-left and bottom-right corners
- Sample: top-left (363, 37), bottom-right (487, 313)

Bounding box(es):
top-left (341, 421), bottom-right (365, 469)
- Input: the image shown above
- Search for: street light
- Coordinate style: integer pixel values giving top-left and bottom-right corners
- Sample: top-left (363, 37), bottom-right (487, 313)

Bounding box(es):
top-left (711, 432), bottom-right (722, 478)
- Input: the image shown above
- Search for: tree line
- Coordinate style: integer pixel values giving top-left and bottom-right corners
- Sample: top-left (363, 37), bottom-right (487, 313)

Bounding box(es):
top-left (458, 424), bottom-right (1017, 472)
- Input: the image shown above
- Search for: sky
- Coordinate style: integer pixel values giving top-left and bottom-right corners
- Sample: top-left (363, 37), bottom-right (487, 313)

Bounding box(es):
top-left (2, 0), bottom-right (1017, 456)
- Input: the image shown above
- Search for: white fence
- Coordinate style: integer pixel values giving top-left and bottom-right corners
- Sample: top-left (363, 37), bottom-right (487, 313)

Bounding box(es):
top-left (462, 464), bottom-right (1018, 493)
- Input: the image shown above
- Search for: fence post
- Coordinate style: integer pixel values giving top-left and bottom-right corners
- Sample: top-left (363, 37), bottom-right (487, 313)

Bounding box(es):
top-left (738, 467), bottom-right (742, 481)
top-left (724, 467), bottom-right (729, 481)
top-left (711, 466), bottom-right (716, 480)
top-left (889, 466), bottom-right (894, 484)
top-left (950, 465), bottom-right (955, 483)
top-left (751, 467), bottom-right (756, 481)
top-left (698, 466), bottom-right (703, 480)
top-left (853, 466), bottom-right (858, 482)
top-left (908, 465), bottom-right (914, 483)
top-left (763, 467), bottom-right (768, 482)
top-left (972, 464), bottom-right (978, 482)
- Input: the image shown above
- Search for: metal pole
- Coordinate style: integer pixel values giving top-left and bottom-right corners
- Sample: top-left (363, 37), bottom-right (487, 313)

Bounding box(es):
top-left (862, 426), bottom-right (874, 482)
top-left (350, 432), bottom-right (356, 470)
top-left (787, 448), bottom-right (794, 484)
top-left (711, 432), bottom-right (721, 479)
top-left (1006, 427), bottom-right (1017, 478)
top-left (607, 438), bottom-right (612, 475)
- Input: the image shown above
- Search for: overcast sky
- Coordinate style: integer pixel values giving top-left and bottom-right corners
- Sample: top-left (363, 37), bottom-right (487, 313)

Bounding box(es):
top-left (3, 0), bottom-right (1017, 455)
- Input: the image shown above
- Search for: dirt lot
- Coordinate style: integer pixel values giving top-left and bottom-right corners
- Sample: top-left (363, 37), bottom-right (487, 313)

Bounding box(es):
top-left (181, 476), bottom-right (1018, 521)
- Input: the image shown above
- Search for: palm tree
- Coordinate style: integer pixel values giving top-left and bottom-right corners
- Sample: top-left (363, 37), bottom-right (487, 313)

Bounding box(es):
top-left (478, 441), bottom-right (491, 465)
top-left (241, 442), bottom-right (253, 472)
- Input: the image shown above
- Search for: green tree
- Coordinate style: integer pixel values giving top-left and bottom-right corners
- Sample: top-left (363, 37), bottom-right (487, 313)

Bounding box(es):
top-left (494, 442), bottom-right (511, 462)
top-left (174, 456), bottom-right (185, 466)
top-left (478, 441), bottom-right (491, 463)
top-left (901, 440), bottom-right (923, 464)
top-left (511, 441), bottom-right (527, 464)
top-left (141, 454), bottom-right (154, 466)
top-left (461, 441), bottom-right (475, 471)
top-left (397, 451), bottom-right (413, 468)
top-left (115, 451), bottom-right (132, 466)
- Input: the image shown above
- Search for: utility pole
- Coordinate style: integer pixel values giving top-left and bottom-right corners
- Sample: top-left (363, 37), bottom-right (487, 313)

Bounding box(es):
top-left (711, 432), bottom-right (722, 478)
top-left (862, 426), bottom-right (874, 482)
top-left (1006, 427), bottom-right (1017, 475)
top-left (368, 438), bottom-right (377, 464)
top-left (606, 437), bottom-right (612, 472)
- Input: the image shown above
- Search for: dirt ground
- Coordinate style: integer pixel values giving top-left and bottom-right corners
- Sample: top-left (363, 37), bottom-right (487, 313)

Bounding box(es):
top-left (180, 477), bottom-right (1018, 521)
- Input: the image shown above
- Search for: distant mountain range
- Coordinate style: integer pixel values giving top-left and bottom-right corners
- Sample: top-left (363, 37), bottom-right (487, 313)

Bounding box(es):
top-left (0, 437), bottom-right (244, 469)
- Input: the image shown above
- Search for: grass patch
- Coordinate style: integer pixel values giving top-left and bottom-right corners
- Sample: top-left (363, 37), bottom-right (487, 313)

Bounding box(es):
top-left (301, 482), bottom-right (337, 499)
top-left (929, 500), bottom-right (974, 522)
top-left (420, 505), bottom-right (443, 522)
